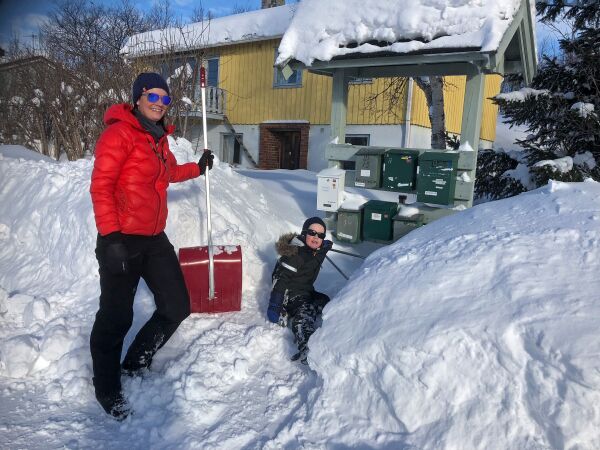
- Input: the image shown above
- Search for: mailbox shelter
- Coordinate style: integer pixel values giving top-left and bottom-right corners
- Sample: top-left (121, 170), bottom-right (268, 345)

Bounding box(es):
top-left (277, 0), bottom-right (538, 228)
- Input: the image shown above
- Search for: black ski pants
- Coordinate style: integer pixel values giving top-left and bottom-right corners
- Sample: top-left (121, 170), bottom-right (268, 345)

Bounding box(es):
top-left (285, 291), bottom-right (330, 350)
top-left (90, 232), bottom-right (190, 394)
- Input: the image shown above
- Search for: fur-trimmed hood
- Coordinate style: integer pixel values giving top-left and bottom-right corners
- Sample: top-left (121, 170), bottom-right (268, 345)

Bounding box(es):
top-left (275, 232), bottom-right (305, 257)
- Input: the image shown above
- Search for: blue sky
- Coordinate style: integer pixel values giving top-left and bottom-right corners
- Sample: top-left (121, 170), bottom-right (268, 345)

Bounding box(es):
top-left (1, 0), bottom-right (560, 57)
top-left (0, 0), bottom-right (277, 50)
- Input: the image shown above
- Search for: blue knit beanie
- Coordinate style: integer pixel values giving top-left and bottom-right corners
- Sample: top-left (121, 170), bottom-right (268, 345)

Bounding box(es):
top-left (302, 217), bottom-right (326, 234)
top-left (132, 73), bottom-right (170, 104)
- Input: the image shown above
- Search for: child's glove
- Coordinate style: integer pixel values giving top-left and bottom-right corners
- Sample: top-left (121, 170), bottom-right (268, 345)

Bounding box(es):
top-left (321, 240), bottom-right (333, 252)
top-left (267, 290), bottom-right (284, 324)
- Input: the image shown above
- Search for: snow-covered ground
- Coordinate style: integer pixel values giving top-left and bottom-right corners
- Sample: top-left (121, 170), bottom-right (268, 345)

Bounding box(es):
top-left (1, 141), bottom-right (599, 449)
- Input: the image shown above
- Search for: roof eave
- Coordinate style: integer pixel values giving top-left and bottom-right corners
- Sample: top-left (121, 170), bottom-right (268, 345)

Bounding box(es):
top-left (121, 34), bottom-right (284, 60)
top-left (286, 49), bottom-right (495, 78)
top-left (489, 0), bottom-right (537, 84)
top-left (282, 0), bottom-right (538, 83)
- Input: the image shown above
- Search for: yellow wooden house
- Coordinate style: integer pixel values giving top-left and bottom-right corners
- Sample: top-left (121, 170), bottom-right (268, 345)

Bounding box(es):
top-left (122, 2), bottom-right (502, 172)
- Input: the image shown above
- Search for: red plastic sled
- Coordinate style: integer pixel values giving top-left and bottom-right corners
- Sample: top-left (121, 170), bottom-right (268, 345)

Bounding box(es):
top-left (179, 245), bottom-right (242, 313)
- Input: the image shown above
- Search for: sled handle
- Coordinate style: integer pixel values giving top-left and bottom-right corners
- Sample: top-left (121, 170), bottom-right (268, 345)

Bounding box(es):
top-left (201, 65), bottom-right (215, 299)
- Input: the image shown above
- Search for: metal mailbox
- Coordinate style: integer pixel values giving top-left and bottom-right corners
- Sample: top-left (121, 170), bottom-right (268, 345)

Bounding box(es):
top-left (393, 213), bottom-right (424, 240)
top-left (336, 205), bottom-right (364, 244)
top-left (317, 167), bottom-right (345, 212)
top-left (362, 200), bottom-right (398, 242)
top-left (382, 148), bottom-right (420, 192)
top-left (416, 151), bottom-right (459, 205)
top-left (354, 147), bottom-right (386, 188)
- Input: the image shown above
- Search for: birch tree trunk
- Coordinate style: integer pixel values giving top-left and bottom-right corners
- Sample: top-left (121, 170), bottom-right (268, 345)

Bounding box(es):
top-left (414, 76), bottom-right (446, 149)
top-left (429, 76), bottom-right (446, 150)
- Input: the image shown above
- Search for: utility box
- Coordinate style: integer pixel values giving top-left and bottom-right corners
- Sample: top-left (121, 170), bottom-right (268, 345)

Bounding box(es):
top-left (362, 200), bottom-right (398, 242)
top-left (382, 148), bottom-right (420, 192)
top-left (354, 147), bottom-right (386, 188)
top-left (416, 151), bottom-right (459, 205)
top-left (317, 168), bottom-right (345, 212)
top-left (393, 213), bottom-right (424, 240)
top-left (336, 205), bottom-right (364, 244)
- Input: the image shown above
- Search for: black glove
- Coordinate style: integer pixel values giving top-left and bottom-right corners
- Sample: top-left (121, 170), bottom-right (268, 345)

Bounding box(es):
top-left (198, 150), bottom-right (214, 175)
top-left (321, 240), bottom-right (333, 252)
top-left (103, 232), bottom-right (129, 275)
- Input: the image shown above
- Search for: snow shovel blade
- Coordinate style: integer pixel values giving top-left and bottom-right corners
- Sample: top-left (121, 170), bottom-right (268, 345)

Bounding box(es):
top-left (179, 245), bottom-right (243, 313)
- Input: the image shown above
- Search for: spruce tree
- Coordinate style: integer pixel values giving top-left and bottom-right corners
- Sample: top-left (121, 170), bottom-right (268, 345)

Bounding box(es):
top-left (476, 0), bottom-right (599, 200)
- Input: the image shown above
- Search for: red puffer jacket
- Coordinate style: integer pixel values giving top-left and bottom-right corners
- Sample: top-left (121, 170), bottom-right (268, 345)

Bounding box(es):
top-left (90, 104), bottom-right (200, 236)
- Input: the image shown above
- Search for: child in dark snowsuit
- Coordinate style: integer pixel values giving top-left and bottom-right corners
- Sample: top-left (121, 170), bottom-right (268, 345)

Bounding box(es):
top-left (267, 217), bottom-right (332, 364)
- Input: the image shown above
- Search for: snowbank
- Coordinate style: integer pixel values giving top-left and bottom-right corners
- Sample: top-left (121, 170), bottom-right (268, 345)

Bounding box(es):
top-left (0, 141), bottom-right (350, 448)
top-left (277, 179), bottom-right (600, 449)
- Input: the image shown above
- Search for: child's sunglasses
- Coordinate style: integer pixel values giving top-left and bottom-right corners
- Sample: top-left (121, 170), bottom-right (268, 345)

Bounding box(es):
top-left (305, 229), bottom-right (326, 239)
top-left (142, 92), bottom-right (172, 106)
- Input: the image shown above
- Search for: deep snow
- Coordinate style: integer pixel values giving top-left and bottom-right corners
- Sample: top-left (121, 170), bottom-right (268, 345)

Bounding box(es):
top-left (277, 0), bottom-right (527, 66)
top-left (1, 141), bottom-right (599, 449)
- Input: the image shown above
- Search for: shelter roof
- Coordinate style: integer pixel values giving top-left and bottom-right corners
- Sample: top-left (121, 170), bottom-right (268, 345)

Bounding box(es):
top-left (277, 0), bottom-right (537, 83)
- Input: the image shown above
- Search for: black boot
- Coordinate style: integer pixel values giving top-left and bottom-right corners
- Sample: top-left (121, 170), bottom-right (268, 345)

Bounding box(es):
top-left (95, 389), bottom-right (132, 421)
top-left (291, 343), bottom-right (309, 365)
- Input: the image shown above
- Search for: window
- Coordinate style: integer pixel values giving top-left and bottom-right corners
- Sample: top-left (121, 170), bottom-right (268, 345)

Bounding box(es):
top-left (189, 57), bottom-right (219, 87)
top-left (206, 58), bottom-right (219, 87)
top-left (342, 135), bottom-right (370, 170)
top-left (349, 77), bottom-right (373, 85)
top-left (345, 135), bottom-right (370, 146)
top-left (273, 50), bottom-right (302, 88)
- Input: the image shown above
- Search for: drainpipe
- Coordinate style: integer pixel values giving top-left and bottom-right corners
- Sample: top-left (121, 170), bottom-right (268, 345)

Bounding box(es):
top-left (403, 77), bottom-right (414, 148)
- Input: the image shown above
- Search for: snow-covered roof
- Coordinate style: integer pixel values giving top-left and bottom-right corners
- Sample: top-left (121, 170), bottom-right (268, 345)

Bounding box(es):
top-left (276, 0), bottom-right (528, 66)
top-left (121, 4), bottom-right (296, 58)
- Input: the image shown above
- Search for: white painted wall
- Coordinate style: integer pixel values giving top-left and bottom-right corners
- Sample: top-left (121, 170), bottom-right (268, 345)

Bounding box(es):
top-left (184, 121), bottom-right (260, 166)
top-left (308, 124), bottom-right (408, 172)
top-left (183, 121), bottom-right (493, 170)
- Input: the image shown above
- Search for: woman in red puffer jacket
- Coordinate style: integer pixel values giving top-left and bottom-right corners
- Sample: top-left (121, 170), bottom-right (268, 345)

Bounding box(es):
top-left (89, 72), bottom-right (214, 421)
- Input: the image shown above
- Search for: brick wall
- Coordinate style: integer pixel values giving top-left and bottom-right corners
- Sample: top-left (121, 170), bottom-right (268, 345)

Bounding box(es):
top-left (258, 122), bottom-right (310, 170)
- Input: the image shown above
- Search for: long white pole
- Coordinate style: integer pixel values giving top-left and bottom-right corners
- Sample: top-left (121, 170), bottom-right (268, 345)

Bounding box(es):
top-left (200, 65), bottom-right (215, 299)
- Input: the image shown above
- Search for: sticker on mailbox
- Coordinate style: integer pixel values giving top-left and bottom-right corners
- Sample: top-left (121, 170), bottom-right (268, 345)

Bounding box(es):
top-left (361, 170), bottom-right (371, 177)
top-left (424, 191), bottom-right (438, 196)
top-left (355, 182), bottom-right (366, 187)
top-left (371, 213), bottom-right (382, 221)
top-left (433, 179), bottom-right (446, 185)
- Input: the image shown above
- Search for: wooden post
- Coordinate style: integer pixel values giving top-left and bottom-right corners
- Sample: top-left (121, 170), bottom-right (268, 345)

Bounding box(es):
top-left (330, 68), bottom-right (349, 168)
top-left (459, 69), bottom-right (485, 207)
top-left (327, 68), bottom-right (350, 231)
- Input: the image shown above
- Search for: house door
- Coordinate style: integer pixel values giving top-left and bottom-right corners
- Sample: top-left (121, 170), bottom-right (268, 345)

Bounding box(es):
top-left (222, 133), bottom-right (242, 165)
top-left (279, 131), bottom-right (301, 170)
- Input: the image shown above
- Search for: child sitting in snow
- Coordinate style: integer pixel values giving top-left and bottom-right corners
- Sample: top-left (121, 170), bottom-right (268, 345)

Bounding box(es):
top-left (267, 217), bottom-right (332, 364)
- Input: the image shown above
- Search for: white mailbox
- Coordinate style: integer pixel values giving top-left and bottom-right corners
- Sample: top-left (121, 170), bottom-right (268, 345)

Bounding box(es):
top-left (317, 167), bottom-right (345, 212)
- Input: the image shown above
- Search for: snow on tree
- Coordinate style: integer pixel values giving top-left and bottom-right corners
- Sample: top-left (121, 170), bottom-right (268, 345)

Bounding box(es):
top-left (478, 0), bottom-right (599, 199)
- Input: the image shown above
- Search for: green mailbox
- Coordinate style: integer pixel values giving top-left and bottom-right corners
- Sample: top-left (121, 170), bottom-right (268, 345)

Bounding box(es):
top-left (362, 200), bottom-right (398, 242)
top-left (382, 148), bottom-right (420, 192)
top-left (393, 213), bottom-right (424, 240)
top-left (354, 147), bottom-right (386, 188)
top-left (416, 151), bottom-right (459, 205)
top-left (336, 206), bottom-right (364, 244)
